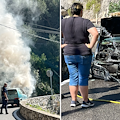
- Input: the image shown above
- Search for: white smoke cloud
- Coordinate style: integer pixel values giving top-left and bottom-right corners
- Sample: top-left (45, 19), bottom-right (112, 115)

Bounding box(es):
top-left (0, 0), bottom-right (36, 96)
top-left (6, 0), bottom-right (45, 21)
top-left (6, 0), bottom-right (38, 14)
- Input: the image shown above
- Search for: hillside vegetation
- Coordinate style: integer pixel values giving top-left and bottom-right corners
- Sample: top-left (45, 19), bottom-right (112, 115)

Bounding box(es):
top-left (7, 0), bottom-right (60, 96)
top-left (61, 0), bottom-right (120, 19)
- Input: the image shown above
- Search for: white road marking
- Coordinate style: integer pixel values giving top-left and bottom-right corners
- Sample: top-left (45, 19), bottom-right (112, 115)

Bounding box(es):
top-left (61, 79), bottom-right (69, 86)
top-left (13, 109), bottom-right (22, 120)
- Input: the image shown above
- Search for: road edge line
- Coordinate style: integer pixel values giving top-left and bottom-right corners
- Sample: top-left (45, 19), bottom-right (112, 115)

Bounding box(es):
top-left (77, 95), bottom-right (120, 104)
top-left (13, 109), bottom-right (22, 120)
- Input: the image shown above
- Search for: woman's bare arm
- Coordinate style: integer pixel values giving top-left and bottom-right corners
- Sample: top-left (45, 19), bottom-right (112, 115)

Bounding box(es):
top-left (85, 27), bottom-right (99, 49)
top-left (61, 44), bottom-right (67, 48)
top-left (61, 31), bottom-right (67, 48)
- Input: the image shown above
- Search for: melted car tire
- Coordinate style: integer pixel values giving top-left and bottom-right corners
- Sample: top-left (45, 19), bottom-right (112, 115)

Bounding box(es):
top-left (90, 64), bottom-right (105, 80)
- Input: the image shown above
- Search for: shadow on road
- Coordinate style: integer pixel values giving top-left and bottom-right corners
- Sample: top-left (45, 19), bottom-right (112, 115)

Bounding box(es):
top-left (62, 92), bottom-right (120, 117)
top-left (89, 85), bottom-right (120, 94)
top-left (62, 92), bottom-right (71, 99)
top-left (8, 105), bottom-right (19, 108)
top-left (62, 106), bottom-right (94, 116)
top-left (62, 80), bottom-right (120, 117)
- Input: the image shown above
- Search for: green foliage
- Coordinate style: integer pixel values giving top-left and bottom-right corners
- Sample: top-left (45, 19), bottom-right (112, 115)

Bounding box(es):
top-left (7, 0), bottom-right (60, 96)
top-left (37, 0), bottom-right (48, 14)
top-left (36, 81), bottom-right (52, 95)
top-left (94, 3), bottom-right (101, 14)
top-left (38, 0), bottom-right (60, 28)
top-left (86, 0), bottom-right (101, 14)
top-left (22, 25), bottom-right (38, 42)
top-left (28, 104), bottom-right (51, 113)
top-left (29, 0), bottom-right (60, 96)
top-left (31, 53), bottom-right (47, 66)
top-left (29, 104), bottom-right (44, 111)
top-left (109, 1), bottom-right (120, 13)
top-left (86, 0), bottom-right (96, 10)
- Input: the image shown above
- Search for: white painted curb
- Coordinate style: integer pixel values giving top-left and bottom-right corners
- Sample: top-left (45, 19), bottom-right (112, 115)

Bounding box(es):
top-left (13, 109), bottom-right (22, 120)
top-left (61, 79), bottom-right (69, 86)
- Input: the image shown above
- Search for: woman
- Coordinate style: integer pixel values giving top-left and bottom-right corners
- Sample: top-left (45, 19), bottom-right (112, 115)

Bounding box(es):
top-left (61, 3), bottom-right (98, 107)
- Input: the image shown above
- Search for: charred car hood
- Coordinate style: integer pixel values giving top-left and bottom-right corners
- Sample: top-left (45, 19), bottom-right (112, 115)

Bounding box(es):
top-left (91, 17), bottom-right (120, 82)
top-left (101, 17), bottom-right (120, 36)
top-left (96, 17), bottom-right (120, 63)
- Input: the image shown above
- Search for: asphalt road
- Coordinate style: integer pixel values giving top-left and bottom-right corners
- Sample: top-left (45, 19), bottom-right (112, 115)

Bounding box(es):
top-left (0, 104), bottom-right (23, 120)
top-left (61, 79), bottom-right (120, 120)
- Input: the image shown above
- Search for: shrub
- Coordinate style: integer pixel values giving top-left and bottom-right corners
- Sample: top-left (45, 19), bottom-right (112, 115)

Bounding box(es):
top-left (94, 3), bottom-right (101, 14)
top-left (109, 1), bottom-right (120, 13)
top-left (86, 0), bottom-right (101, 14)
top-left (86, 0), bottom-right (96, 10)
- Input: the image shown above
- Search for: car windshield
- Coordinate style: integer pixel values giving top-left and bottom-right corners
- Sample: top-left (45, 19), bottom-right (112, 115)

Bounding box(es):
top-left (18, 89), bottom-right (24, 94)
top-left (104, 37), bottom-right (120, 41)
top-left (8, 90), bottom-right (17, 95)
top-left (102, 37), bottom-right (120, 45)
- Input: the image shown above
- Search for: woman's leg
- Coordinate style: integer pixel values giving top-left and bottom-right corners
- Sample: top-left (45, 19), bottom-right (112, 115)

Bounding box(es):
top-left (79, 86), bottom-right (88, 102)
top-left (78, 55), bottom-right (92, 102)
top-left (67, 62), bottom-right (78, 101)
top-left (64, 56), bottom-right (79, 102)
top-left (69, 85), bottom-right (78, 101)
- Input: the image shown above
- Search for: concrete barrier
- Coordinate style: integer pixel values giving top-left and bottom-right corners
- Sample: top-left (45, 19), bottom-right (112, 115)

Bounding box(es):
top-left (20, 95), bottom-right (60, 120)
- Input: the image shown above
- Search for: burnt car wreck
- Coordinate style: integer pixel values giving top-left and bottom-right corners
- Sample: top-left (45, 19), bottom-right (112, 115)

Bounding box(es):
top-left (91, 17), bottom-right (120, 83)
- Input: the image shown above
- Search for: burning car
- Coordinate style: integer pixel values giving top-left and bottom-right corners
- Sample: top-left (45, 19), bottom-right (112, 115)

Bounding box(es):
top-left (91, 17), bottom-right (120, 83)
top-left (7, 88), bottom-right (27, 107)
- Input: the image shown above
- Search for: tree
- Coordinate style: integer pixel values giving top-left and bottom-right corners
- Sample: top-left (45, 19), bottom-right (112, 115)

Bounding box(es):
top-left (109, 1), bottom-right (120, 13)
top-left (6, 0), bottom-right (60, 96)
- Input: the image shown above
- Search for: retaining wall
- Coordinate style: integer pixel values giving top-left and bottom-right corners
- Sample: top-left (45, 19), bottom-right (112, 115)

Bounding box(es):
top-left (20, 95), bottom-right (60, 120)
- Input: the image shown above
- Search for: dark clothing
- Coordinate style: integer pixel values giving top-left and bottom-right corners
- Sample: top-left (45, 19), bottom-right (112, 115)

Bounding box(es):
top-left (1, 86), bottom-right (8, 114)
top-left (2, 97), bottom-right (7, 105)
top-left (1, 97), bottom-right (8, 113)
top-left (1, 86), bottom-right (8, 97)
top-left (61, 17), bottom-right (94, 55)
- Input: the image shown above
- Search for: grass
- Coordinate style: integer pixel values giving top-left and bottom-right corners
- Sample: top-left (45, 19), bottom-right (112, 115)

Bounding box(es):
top-left (26, 95), bottom-right (60, 114)
top-left (30, 105), bottom-right (43, 111)
top-left (26, 104), bottom-right (56, 114)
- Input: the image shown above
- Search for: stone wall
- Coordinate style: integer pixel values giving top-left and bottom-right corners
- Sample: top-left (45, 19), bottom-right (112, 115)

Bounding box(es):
top-left (61, 0), bottom-right (120, 20)
top-left (20, 95), bottom-right (60, 120)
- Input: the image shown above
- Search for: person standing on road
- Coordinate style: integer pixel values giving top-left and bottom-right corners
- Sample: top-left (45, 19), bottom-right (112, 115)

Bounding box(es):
top-left (61, 3), bottom-right (98, 107)
top-left (0, 83), bottom-right (8, 114)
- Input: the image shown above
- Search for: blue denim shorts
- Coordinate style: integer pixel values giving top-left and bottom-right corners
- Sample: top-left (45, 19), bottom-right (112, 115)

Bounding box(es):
top-left (64, 55), bottom-right (92, 86)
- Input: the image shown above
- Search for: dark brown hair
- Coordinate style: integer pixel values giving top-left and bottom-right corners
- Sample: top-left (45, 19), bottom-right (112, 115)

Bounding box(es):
top-left (71, 3), bottom-right (83, 16)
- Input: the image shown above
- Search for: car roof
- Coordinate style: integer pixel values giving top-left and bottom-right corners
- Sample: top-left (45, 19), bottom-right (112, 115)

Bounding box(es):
top-left (7, 88), bottom-right (21, 91)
